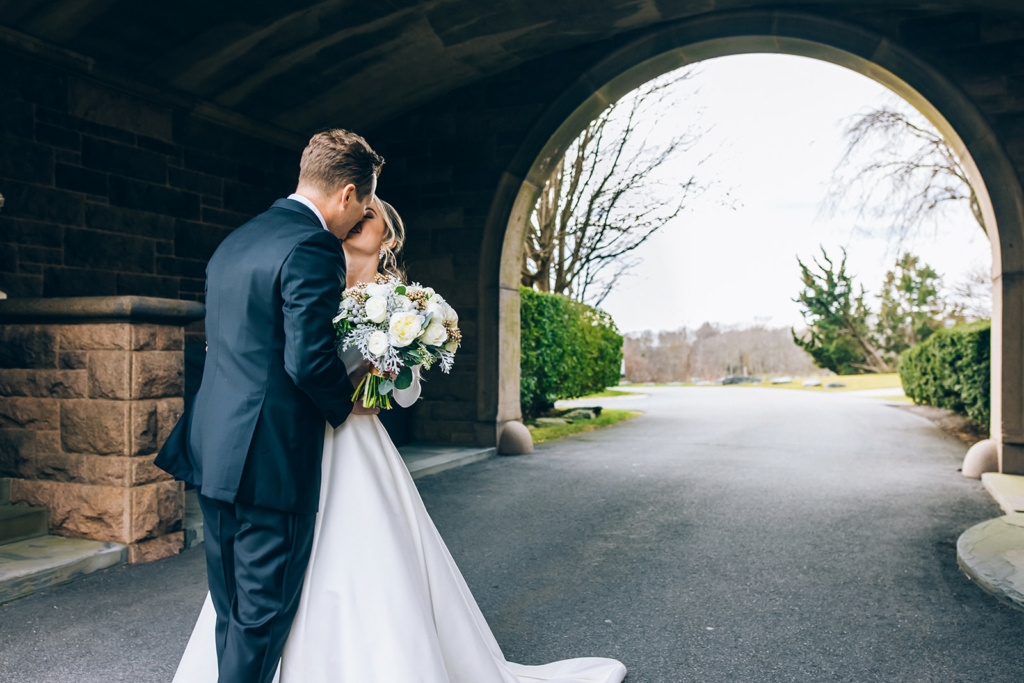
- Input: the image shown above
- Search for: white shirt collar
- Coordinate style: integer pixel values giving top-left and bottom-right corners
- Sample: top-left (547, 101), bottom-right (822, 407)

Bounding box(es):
top-left (287, 193), bottom-right (329, 231)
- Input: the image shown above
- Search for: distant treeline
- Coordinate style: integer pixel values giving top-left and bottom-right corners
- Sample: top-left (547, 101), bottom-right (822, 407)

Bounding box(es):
top-left (623, 323), bottom-right (823, 383)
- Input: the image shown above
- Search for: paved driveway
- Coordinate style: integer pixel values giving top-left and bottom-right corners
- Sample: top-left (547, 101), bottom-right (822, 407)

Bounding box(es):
top-left (1, 387), bottom-right (1021, 682)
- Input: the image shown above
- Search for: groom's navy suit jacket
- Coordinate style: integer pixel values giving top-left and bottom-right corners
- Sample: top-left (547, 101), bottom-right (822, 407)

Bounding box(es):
top-left (156, 199), bottom-right (354, 514)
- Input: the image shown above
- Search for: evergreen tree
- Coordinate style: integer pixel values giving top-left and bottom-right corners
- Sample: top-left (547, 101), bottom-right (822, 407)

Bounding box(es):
top-left (876, 254), bottom-right (958, 362)
top-left (791, 248), bottom-right (889, 374)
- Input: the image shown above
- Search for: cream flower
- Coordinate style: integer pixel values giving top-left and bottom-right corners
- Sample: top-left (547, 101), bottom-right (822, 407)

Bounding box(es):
top-left (363, 282), bottom-right (389, 298)
top-left (367, 330), bottom-right (389, 356)
top-left (364, 296), bottom-right (388, 324)
top-left (421, 320), bottom-right (448, 346)
top-left (442, 303), bottom-right (458, 326)
top-left (388, 311), bottom-right (424, 348)
top-left (425, 302), bottom-right (446, 324)
top-left (444, 339), bottom-right (459, 353)
top-left (395, 294), bottom-right (415, 311)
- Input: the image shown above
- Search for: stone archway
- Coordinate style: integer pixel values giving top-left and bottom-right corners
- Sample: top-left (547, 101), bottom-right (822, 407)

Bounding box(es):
top-left (480, 11), bottom-right (1024, 471)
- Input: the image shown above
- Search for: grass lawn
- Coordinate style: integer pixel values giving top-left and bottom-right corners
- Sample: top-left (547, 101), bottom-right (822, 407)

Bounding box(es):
top-left (762, 373), bottom-right (903, 392)
top-left (621, 374), bottom-right (903, 392)
top-left (527, 409), bottom-right (641, 443)
top-left (572, 388), bottom-right (639, 399)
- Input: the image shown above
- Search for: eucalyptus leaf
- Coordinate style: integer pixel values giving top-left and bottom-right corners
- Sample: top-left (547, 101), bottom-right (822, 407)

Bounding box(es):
top-left (395, 366), bottom-right (413, 390)
top-left (379, 379), bottom-right (395, 394)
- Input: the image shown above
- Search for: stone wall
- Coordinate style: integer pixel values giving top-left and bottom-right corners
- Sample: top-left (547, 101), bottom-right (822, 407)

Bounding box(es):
top-left (0, 46), bottom-right (301, 305)
top-left (0, 297), bottom-right (203, 563)
top-left (4, 7), bottom-right (1024, 451)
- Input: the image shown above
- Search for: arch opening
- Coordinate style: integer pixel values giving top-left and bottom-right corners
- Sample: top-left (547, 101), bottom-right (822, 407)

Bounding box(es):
top-left (480, 12), bottom-right (1024, 471)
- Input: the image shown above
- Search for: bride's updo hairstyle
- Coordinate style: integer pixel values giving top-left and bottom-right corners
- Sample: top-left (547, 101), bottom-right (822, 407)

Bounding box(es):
top-left (298, 129), bottom-right (384, 199)
top-left (375, 196), bottom-right (407, 282)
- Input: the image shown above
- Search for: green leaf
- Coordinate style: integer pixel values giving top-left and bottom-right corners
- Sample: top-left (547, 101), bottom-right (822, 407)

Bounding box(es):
top-left (395, 285), bottom-right (406, 295)
top-left (378, 379), bottom-right (395, 394)
top-left (395, 366), bottom-right (413, 390)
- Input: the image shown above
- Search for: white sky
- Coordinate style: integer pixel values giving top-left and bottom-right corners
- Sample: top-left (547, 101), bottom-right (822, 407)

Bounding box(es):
top-left (597, 54), bottom-right (992, 335)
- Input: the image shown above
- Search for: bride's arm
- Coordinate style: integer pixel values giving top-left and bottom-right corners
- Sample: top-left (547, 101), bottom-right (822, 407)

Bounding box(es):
top-left (393, 366), bottom-right (422, 408)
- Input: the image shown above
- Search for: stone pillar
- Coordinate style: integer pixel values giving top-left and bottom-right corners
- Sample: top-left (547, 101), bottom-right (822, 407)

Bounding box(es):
top-left (0, 296), bottom-right (204, 563)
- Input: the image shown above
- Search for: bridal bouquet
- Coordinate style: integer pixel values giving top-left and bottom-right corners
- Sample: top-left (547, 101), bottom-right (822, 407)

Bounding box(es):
top-left (333, 275), bottom-right (461, 409)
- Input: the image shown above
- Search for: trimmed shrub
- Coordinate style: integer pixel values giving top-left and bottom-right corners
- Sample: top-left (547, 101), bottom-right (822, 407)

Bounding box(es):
top-left (520, 287), bottom-right (623, 418)
top-left (899, 320), bottom-right (990, 426)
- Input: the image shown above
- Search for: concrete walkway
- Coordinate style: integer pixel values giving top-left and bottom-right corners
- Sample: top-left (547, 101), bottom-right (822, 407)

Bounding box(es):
top-left (3, 387), bottom-right (1024, 682)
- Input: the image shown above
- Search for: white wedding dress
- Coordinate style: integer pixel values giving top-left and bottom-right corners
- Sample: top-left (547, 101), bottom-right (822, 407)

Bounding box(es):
top-left (173, 347), bottom-right (626, 683)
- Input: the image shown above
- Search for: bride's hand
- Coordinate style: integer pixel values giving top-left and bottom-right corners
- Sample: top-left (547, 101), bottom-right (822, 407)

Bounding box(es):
top-left (350, 402), bottom-right (379, 416)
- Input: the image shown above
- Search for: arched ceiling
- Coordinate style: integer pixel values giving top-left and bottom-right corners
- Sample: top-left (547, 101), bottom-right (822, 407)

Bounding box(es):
top-left (1, 0), bottom-right (1022, 133)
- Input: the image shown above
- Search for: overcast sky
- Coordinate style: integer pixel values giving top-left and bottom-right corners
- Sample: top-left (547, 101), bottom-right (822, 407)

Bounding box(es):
top-left (596, 54), bottom-right (991, 335)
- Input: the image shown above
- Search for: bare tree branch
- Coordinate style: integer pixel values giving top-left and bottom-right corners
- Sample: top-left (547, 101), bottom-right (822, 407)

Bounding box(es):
top-left (522, 66), bottom-right (713, 306)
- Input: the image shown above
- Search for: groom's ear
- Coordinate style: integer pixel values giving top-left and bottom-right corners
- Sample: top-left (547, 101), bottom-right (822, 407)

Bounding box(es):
top-left (338, 183), bottom-right (358, 209)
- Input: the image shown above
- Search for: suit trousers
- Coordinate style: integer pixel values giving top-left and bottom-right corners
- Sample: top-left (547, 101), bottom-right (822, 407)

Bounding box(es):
top-left (197, 493), bottom-right (316, 683)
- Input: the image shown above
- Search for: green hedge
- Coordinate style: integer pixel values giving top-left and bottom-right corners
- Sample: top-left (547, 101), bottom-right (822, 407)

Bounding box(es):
top-left (520, 287), bottom-right (623, 418)
top-left (899, 320), bottom-right (990, 426)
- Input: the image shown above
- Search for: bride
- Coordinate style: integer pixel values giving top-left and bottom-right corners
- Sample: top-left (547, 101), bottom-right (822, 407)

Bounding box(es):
top-left (172, 197), bottom-right (628, 683)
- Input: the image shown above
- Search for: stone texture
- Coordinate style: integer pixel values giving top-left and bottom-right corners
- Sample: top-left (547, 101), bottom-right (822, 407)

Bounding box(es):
top-left (128, 531), bottom-right (183, 564)
top-left (10, 480), bottom-right (128, 542)
top-left (964, 438), bottom-right (1000, 478)
top-left (131, 352), bottom-right (184, 399)
top-left (128, 480), bottom-right (183, 542)
top-left (131, 324), bottom-right (184, 351)
top-left (0, 398), bottom-right (59, 430)
top-left (60, 400), bottom-right (129, 455)
top-left (0, 369), bottom-right (88, 398)
top-left (0, 327), bottom-right (58, 369)
top-left (58, 324), bottom-right (131, 350)
top-left (0, 430), bottom-right (60, 478)
top-left (38, 452), bottom-right (131, 486)
top-left (130, 455), bottom-right (173, 486)
top-left (957, 514), bottom-right (1024, 612)
top-left (86, 350), bottom-right (131, 399)
top-left (498, 420), bottom-right (534, 455)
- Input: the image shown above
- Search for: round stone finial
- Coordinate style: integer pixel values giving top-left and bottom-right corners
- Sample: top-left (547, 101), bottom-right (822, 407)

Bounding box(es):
top-left (962, 438), bottom-right (999, 479)
top-left (498, 421), bottom-right (533, 455)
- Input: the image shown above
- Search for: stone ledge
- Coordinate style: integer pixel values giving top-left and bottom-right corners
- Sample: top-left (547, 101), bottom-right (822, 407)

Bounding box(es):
top-left (0, 296), bottom-right (204, 326)
top-left (981, 472), bottom-right (1024, 513)
top-left (0, 535), bottom-right (126, 604)
top-left (957, 514), bottom-right (1024, 613)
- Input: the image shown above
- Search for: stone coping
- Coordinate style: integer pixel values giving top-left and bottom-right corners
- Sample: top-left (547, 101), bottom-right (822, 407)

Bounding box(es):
top-left (981, 472), bottom-right (1024, 514)
top-left (957, 514), bottom-right (1024, 613)
top-left (0, 296), bottom-right (205, 325)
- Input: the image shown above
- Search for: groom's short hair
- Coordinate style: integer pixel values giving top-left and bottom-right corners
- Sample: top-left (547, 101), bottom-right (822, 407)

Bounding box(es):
top-left (298, 129), bottom-right (384, 199)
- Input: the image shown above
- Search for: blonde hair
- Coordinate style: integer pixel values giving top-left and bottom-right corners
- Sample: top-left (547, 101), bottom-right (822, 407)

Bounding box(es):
top-left (298, 129), bottom-right (384, 198)
top-left (375, 196), bottom-right (406, 282)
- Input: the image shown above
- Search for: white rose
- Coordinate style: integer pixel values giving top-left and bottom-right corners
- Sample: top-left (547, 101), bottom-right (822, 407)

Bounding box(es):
top-left (388, 311), bottom-right (424, 348)
top-left (421, 320), bottom-right (448, 346)
top-left (425, 302), bottom-right (445, 324)
top-left (423, 287), bottom-right (435, 298)
top-left (332, 311), bottom-right (346, 324)
top-left (443, 304), bottom-right (458, 326)
top-left (395, 294), bottom-right (415, 311)
top-left (367, 330), bottom-right (389, 356)
top-left (363, 283), bottom-right (389, 297)
top-left (364, 296), bottom-right (388, 324)
top-left (426, 294), bottom-right (442, 307)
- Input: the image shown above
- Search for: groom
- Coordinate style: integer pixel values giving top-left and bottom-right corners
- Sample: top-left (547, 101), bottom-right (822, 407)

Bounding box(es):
top-left (156, 129), bottom-right (384, 683)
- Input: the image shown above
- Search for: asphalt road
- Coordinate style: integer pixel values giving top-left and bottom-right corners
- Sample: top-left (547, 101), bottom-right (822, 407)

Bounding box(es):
top-left (2, 387), bottom-right (1022, 682)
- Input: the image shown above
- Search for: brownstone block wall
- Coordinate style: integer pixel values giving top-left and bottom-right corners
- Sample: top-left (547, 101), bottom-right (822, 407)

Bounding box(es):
top-left (0, 47), bottom-right (300, 305)
top-left (0, 297), bottom-right (202, 562)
